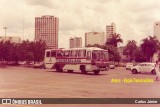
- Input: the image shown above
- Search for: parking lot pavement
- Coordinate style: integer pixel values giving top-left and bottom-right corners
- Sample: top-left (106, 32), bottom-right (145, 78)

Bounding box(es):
top-left (0, 66), bottom-right (160, 107)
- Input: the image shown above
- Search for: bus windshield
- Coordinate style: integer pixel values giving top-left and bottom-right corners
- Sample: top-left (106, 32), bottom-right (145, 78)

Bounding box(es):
top-left (92, 50), bottom-right (108, 60)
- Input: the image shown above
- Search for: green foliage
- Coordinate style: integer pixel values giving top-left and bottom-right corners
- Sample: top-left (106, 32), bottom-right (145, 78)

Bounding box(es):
top-left (123, 40), bottom-right (137, 62)
top-left (134, 49), bottom-right (147, 62)
top-left (0, 40), bottom-right (46, 62)
top-left (141, 36), bottom-right (160, 62)
top-left (106, 33), bottom-right (123, 47)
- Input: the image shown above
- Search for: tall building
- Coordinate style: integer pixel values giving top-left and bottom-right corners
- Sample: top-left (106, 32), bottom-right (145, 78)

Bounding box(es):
top-left (154, 21), bottom-right (160, 40)
top-left (35, 15), bottom-right (59, 49)
top-left (85, 32), bottom-right (105, 46)
top-left (0, 36), bottom-right (21, 43)
top-left (70, 37), bottom-right (82, 48)
top-left (106, 23), bottom-right (116, 39)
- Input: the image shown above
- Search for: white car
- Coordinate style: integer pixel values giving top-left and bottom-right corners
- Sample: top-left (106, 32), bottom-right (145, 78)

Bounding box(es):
top-left (126, 63), bottom-right (133, 70)
top-left (131, 62), bottom-right (156, 74)
top-left (109, 64), bottom-right (115, 69)
top-left (34, 61), bottom-right (45, 68)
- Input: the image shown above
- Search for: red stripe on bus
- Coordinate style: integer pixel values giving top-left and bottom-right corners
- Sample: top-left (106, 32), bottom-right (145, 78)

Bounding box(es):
top-left (55, 62), bottom-right (91, 64)
top-left (56, 57), bottom-right (87, 59)
top-left (55, 62), bottom-right (109, 65)
top-left (45, 63), bottom-right (53, 64)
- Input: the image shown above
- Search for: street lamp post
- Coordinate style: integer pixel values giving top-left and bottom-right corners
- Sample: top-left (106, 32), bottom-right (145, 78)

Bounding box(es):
top-left (3, 27), bottom-right (8, 41)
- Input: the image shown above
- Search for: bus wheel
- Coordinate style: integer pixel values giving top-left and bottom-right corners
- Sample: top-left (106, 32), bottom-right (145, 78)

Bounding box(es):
top-left (68, 70), bottom-right (73, 73)
top-left (151, 69), bottom-right (156, 75)
top-left (55, 64), bottom-right (63, 72)
top-left (57, 69), bottom-right (63, 72)
top-left (80, 66), bottom-right (87, 74)
top-left (56, 68), bottom-right (63, 72)
top-left (94, 70), bottom-right (100, 75)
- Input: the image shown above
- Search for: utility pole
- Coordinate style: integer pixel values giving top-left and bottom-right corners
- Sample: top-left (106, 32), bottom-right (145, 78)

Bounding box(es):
top-left (3, 27), bottom-right (8, 41)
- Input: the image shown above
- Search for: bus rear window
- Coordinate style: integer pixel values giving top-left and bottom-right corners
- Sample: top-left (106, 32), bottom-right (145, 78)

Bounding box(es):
top-left (46, 51), bottom-right (50, 57)
top-left (51, 51), bottom-right (56, 57)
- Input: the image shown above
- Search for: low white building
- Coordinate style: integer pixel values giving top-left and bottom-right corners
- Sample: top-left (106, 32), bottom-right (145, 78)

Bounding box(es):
top-left (152, 53), bottom-right (159, 63)
top-left (0, 36), bottom-right (21, 43)
top-left (85, 32), bottom-right (105, 46)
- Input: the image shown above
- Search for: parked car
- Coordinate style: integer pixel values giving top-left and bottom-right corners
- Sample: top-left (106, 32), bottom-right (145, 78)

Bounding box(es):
top-left (18, 61), bottom-right (26, 65)
top-left (7, 61), bottom-right (19, 65)
top-left (126, 63), bottom-right (133, 70)
top-left (109, 64), bottom-right (115, 69)
top-left (131, 62), bottom-right (156, 74)
top-left (34, 61), bottom-right (45, 68)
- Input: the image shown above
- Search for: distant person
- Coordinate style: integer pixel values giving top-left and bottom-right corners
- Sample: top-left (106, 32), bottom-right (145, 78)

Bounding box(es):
top-left (155, 61), bottom-right (160, 81)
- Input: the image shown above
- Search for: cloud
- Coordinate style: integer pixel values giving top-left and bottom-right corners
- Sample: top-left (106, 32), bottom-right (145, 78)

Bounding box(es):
top-left (1, 0), bottom-right (160, 48)
top-left (25, 0), bottom-right (54, 8)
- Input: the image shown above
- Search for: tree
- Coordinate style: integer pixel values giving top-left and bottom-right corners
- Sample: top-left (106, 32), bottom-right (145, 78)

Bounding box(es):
top-left (18, 40), bottom-right (30, 61)
top-left (134, 49), bottom-right (147, 62)
top-left (32, 40), bottom-right (46, 62)
top-left (0, 41), bottom-right (4, 61)
top-left (0, 39), bottom-right (47, 64)
top-left (106, 33), bottom-right (123, 47)
top-left (141, 36), bottom-right (160, 62)
top-left (124, 40), bottom-right (137, 62)
top-left (106, 45), bottom-right (121, 62)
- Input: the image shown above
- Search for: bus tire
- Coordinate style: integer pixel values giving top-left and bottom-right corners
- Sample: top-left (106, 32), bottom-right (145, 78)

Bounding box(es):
top-left (151, 69), bottom-right (156, 75)
top-left (132, 69), bottom-right (137, 74)
top-left (55, 64), bottom-right (63, 72)
top-left (80, 65), bottom-right (87, 74)
top-left (68, 70), bottom-right (73, 73)
top-left (94, 70), bottom-right (100, 75)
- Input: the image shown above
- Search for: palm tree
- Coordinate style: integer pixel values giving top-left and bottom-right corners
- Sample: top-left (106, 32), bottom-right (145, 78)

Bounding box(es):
top-left (141, 36), bottom-right (160, 62)
top-left (106, 33), bottom-right (123, 47)
top-left (124, 40), bottom-right (137, 62)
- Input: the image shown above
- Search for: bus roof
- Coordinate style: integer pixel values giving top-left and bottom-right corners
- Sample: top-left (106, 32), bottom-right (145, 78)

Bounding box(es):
top-left (45, 47), bottom-right (108, 51)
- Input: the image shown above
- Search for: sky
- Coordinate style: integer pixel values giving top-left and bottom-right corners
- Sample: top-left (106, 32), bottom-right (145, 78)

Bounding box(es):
top-left (0, 0), bottom-right (160, 48)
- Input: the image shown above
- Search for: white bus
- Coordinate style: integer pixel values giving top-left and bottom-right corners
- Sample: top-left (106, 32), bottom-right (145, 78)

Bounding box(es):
top-left (44, 47), bottom-right (109, 75)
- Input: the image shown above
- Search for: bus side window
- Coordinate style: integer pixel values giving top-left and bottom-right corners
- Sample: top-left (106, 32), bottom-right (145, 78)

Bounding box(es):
top-left (86, 51), bottom-right (91, 60)
top-left (57, 51), bottom-right (63, 57)
top-left (51, 51), bottom-right (56, 57)
top-left (92, 52), bottom-right (96, 59)
top-left (76, 50), bottom-right (80, 57)
top-left (46, 51), bottom-right (50, 57)
top-left (72, 50), bottom-right (76, 57)
top-left (64, 51), bottom-right (69, 57)
top-left (80, 50), bottom-right (84, 57)
top-left (69, 50), bottom-right (72, 57)
top-left (83, 50), bottom-right (86, 57)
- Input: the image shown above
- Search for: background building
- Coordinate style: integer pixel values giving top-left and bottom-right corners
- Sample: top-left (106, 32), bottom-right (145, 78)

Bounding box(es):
top-left (106, 23), bottom-right (116, 39)
top-left (85, 32), bottom-right (105, 46)
top-left (154, 21), bottom-right (160, 40)
top-left (70, 37), bottom-right (82, 48)
top-left (35, 15), bottom-right (59, 49)
top-left (0, 36), bottom-right (21, 43)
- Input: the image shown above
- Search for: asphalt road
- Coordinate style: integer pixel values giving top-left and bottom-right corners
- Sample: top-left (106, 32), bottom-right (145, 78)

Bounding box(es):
top-left (0, 66), bottom-right (160, 107)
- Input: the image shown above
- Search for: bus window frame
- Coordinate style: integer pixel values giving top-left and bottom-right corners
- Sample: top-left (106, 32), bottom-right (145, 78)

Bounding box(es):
top-left (56, 50), bottom-right (63, 57)
top-left (51, 51), bottom-right (56, 57)
top-left (68, 49), bottom-right (86, 58)
top-left (86, 51), bottom-right (91, 60)
top-left (46, 51), bottom-right (51, 57)
top-left (92, 50), bottom-right (100, 60)
top-left (64, 50), bottom-right (70, 57)
top-left (102, 51), bottom-right (108, 60)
